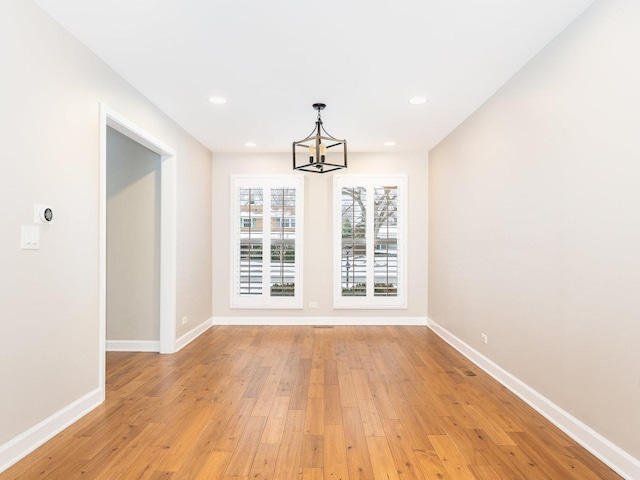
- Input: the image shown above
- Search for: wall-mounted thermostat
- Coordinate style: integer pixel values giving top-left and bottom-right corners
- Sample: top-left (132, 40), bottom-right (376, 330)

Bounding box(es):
top-left (34, 204), bottom-right (54, 224)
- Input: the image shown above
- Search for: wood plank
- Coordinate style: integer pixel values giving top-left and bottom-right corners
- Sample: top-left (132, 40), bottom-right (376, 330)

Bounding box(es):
top-left (412, 448), bottom-right (451, 480)
top-left (93, 422), bottom-right (166, 479)
top-left (153, 404), bottom-right (217, 472)
top-left (250, 373), bottom-right (281, 417)
top-left (223, 416), bottom-right (266, 477)
top-left (276, 364), bottom-right (298, 396)
top-left (290, 381), bottom-right (309, 410)
top-left (429, 434), bottom-right (477, 480)
top-left (323, 384), bottom-right (343, 426)
top-left (300, 467), bottom-right (324, 480)
top-left (261, 395), bottom-right (291, 444)
top-left (324, 424), bottom-right (350, 480)
top-left (121, 446), bottom-right (173, 479)
top-left (145, 472), bottom-right (175, 480)
top-left (566, 445), bottom-right (625, 480)
top-left (308, 367), bottom-right (325, 399)
top-left (435, 416), bottom-right (494, 467)
top-left (272, 410), bottom-right (305, 478)
top-left (468, 464), bottom-right (503, 480)
top-left (508, 431), bottom-right (611, 480)
top-left (242, 365), bottom-right (272, 398)
top-left (304, 397), bottom-right (325, 435)
top-left (323, 359), bottom-right (339, 385)
top-left (495, 444), bottom-right (554, 480)
top-left (194, 451), bottom-right (232, 480)
top-left (300, 435), bottom-right (324, 468)
top-left (351, 369), bottom-right (374, 400)
top-left (214, 414), bottom-right (251, 452)
top-left (462, 404), bottom-right (517, 446)
top-left (366, 436), bottom-right (400, 480)
top-left (337, 369), bottom-right (359, 408)
top-left (247, 443), bottom-right (279, 480)
top-left (163, 414), bottom-right (231, 479)
top-left (342, 406), bottom-right (376, 479)
top-left (370, 381), bottom-right (398, 420)
top-left (358, 398), bottom-right (385, 437)
top-left (382, 418), bottom-right (427, 480)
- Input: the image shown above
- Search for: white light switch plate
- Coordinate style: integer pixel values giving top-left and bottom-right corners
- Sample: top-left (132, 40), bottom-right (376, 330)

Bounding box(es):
top-left (21, 225), bottom-right (40, 249)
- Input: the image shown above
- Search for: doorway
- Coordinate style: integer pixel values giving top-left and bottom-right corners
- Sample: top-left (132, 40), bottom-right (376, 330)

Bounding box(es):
top-left (106, 127), bottom-right (161, 350)
top-left (99, 104), bottom-right (177, 399)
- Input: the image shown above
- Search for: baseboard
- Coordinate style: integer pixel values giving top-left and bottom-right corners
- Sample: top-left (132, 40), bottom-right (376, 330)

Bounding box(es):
top-left (0, 388), bottom-right (102, 474)
top-left (175, 317), bottom-right (214, 352)
top-left (212, 316), bottom-right (428, 326)
top-left (106, 340), bottom-right (160, 352)
top-left (426, 318), bottom-right (640, 480)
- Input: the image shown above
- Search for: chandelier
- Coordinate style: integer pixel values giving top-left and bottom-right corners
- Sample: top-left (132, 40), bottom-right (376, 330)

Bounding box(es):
top-left (293, 103), bottom-right (347, 173)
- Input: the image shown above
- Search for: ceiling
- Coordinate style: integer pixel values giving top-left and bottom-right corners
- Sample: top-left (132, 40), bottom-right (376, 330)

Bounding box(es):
top-left (34, 0), bottom-right (595, 154)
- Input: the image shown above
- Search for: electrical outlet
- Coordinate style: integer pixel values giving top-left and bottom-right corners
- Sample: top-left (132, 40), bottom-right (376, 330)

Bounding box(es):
top-left (309, 301), bottom-right (319, 308)
top-left (480, 333), bottom-right (488, 344)
top-left (182, 316), bottom-right (188, 325)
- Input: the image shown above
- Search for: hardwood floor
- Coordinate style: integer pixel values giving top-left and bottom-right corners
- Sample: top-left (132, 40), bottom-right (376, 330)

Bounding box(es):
top-left (2, 326), bottom-right (622, 479)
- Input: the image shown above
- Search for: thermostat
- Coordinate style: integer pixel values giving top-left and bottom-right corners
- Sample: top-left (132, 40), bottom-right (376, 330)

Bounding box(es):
top-left (34, 204), bottom-right (54, 224)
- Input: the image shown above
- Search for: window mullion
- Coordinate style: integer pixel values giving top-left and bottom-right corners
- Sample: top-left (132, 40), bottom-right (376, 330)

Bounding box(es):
top-left (263, 183), bottom-right (271, 302)
top-left (366, 182), bottom-right (375, 298)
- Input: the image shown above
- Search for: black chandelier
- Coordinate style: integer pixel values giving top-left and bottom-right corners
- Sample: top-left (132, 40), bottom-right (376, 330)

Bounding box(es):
top-left (293, 103), bottom-right (347, 173)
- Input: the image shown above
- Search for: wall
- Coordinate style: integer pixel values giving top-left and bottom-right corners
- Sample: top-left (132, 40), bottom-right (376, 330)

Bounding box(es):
top-left (429, 0), bottom-right (640, 466)
top-left (106, 127), bottom-right (161, 342)
top-left (212, 152), bottom-right (428, 321)
top-left (0, 0), bottom-right (212, 459)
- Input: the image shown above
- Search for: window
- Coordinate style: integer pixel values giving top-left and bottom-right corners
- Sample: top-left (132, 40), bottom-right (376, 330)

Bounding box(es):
top-left (241, 217), bottom-right (257, 229)
top-left (334, 175), bottom-right (407, 308)
top-left (231, 175), bottom-right (304, 308)
top-left (274, 217), bottom-right (296, 229)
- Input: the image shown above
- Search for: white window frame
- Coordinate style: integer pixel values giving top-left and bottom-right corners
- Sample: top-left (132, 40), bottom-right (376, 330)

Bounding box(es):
top-left (231, 175), bottom-right (304, 309)
top-left (333, 174), bottom-right (407, 309)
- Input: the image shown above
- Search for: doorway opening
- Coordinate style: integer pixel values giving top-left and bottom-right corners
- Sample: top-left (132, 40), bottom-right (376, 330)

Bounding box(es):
top-left (99, 104), bottom-right (177, 399)
top-left (106, 127), bottom-right (161, 351)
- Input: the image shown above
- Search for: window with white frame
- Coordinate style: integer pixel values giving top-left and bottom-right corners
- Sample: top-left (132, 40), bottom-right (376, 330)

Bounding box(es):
top-left (333, 175), bottom-right (407, 308)
top-left (274, 217), bottom-right (296, 228)
top-left (241, 217), bottom-right (257, 228)
top-left (231, 175), bottom-right (304, 308)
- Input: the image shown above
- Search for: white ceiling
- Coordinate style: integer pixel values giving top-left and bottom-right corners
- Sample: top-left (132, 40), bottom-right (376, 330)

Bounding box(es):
top-left (34, 0), bottom-right (595, 154)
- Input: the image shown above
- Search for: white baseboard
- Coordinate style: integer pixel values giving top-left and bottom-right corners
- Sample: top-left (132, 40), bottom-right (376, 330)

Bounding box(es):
top-left (426, 318), bottom-right (640, 480)
top-left (175, 317), bottom-right (214, 352)
top-left (0, 388), bottom-right (102, 474)
top-left (106, 340), bottom-right (160, 352)
top-left (212, 316), bottom-right (428, 326)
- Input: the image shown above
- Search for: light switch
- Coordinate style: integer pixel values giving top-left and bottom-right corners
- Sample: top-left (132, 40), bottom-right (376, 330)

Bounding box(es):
top-left (21, 225), bottom-right (40, 250)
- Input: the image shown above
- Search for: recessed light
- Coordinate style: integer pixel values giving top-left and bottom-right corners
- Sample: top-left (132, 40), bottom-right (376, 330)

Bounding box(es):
top-left (208, 96), bottom-right (227, 105)
top-left (409, 97), bottom-right (428, 105)
top-left (383, 141), bottom-right (396, 147)
top-left (244, 142), bottom-right (257, 147)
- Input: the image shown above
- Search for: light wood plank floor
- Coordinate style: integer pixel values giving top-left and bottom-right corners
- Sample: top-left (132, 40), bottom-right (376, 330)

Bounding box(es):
top-left (2, 326), bottom-right (622, 479)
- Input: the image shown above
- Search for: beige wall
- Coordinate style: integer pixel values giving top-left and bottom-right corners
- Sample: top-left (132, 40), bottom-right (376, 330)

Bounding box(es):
top-left (212, 152), bottom-right (428, 320)
top-left (106, 127), bottom-right (161, 342)
top-left (0, 0), bottom-right (211, 448)
top-left (429, 0), bottom-right (640, 460)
